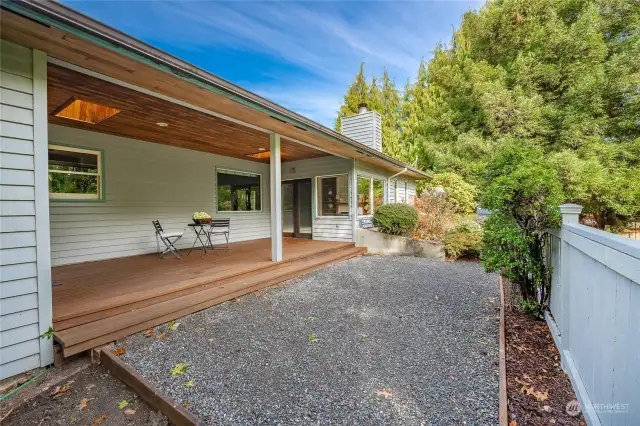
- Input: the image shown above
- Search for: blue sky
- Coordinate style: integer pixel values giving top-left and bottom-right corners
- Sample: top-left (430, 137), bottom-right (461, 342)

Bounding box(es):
top-left (61, 1), bottom-right (482, 127)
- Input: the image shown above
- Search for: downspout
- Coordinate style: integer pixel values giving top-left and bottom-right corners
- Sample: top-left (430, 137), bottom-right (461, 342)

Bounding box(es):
top-left (388, 167), bottom-right (407, 203)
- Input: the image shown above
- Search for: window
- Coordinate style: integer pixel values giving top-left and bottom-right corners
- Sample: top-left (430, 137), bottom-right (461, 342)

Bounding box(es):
top-left (217, 169), bottom-right (262, 212)
top-left (316, 175), bottom-right (349, 216)
top-left (396, 179), bottom-right (407, 203)
top-left (357, 177), bottom-right (371, 215)
top-left (373, 179), bottom-right (385, 211)
top-left (48, 145), bottom-right (103, 200)
top-left (357, 176), bottom-right (386, 216)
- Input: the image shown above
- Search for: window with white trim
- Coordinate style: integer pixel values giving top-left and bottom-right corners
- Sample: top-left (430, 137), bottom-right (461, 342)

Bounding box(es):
top-left (357, 176), bottom-right (386, 216)
top-left (48, 145), bottom-right (103, 200)
top-left (357, 176), bottom-right (371, 216)
top-left (373, 179), bottom-right (385, 211)
top-left (217, 168), bottom-right (262, 212)
top-left (316, 175), bottom-right (349, 216)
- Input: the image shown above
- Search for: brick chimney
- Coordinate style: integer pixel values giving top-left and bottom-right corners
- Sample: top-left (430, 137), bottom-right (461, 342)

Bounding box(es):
top-left (340, 103), bottom-right (382, 152)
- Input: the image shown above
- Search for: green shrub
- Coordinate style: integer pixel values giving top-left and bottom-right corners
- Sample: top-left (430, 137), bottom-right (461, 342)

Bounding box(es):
top-left (444, 220), bottom-right (483, 259)
top-left (480, 140), bottom-right (563, 316)
top-left (428, 172), bottom-right (478, 215)
top-left (373, 203), bottom-right (419, 236)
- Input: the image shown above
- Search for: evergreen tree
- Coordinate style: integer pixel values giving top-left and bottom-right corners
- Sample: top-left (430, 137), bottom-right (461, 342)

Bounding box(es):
top-left (335, 63), bottom-right (408, 160)
top-left (404, 0), bottom-right (640, 226)
top-left (334, 61), bottom-right (369, 132)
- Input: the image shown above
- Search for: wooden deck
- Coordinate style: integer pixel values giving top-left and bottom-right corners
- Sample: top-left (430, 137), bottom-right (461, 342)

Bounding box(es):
top-left (52, 238), bottom-right (365, 356)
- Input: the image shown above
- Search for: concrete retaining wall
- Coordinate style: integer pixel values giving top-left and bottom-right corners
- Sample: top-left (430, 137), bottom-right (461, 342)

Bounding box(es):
top-left (355, 228), bottom-right (444, 260)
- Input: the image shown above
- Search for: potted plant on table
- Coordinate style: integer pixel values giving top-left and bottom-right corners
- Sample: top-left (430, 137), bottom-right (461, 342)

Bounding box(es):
top-left (192, 212), bottom-right (212, 224)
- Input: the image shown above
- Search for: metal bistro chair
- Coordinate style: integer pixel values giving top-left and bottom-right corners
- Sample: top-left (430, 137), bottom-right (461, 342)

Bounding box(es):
top-left (152, 220), bottom-right (184, 259)
top-left (208, 218), bottom-right (231, 251)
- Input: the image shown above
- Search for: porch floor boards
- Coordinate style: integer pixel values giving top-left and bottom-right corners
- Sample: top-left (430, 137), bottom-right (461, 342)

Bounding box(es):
top-left (52, 238), bottom-right (366, 357)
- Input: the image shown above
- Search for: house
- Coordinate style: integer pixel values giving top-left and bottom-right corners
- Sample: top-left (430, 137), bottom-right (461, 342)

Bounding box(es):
top-left (0, 0), bottom-right (428, 381)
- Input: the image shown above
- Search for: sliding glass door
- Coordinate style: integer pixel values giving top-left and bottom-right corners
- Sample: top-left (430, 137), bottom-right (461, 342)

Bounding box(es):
top-left (282, 179), bottom-right (312, 239)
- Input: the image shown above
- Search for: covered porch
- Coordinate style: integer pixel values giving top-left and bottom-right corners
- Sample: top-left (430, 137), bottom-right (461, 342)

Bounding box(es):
top-left (52, 238), bottom-right (365, 357)
top-left (43, 56), bottom-right (363, 358)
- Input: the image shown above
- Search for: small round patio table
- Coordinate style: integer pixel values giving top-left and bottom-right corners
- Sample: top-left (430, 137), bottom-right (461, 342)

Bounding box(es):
top-left (187, 223), bottom-right (213, 257)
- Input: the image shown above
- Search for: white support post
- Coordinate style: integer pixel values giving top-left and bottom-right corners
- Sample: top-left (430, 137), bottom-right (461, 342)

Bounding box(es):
top-left (557, 203), bottom-right (583, 367)
top-left (33, 49), bottom-right (54, 366)
top-left (351, 160), bottom-right (358, 242)
top-left (270, 133), bottom-right (283, 262)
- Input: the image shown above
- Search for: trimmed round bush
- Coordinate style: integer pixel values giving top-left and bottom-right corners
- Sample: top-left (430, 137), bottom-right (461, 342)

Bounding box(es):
top-left (373, 203), bottom-right (419, 236)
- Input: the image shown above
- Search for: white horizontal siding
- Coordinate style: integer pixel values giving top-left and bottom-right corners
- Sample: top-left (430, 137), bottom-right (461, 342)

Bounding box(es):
top-left (0, 308), bottom-right (39, 331)
top-left (0, 277), bottom-right (38, 299)
top-left (283, 156), bottom-right (354, 242)
top-left (1, 323), bottom-right (39, 348)
top-left (49, 125), bottom-right (271, 266)
top-left (0, 40), bottom-right (41, 380)
top-left (0, 354), bottom-right (40, 380)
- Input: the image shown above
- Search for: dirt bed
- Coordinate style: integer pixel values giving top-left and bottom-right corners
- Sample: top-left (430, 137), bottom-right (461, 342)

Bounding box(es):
top-left (1, 364), bottom-right (167, 426)
top-left (505, 308), bottom-right (585, 426)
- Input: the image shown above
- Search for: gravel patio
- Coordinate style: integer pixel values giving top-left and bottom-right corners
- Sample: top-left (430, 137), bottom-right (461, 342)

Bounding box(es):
top-left (119, 256), bottom-right (499, 424)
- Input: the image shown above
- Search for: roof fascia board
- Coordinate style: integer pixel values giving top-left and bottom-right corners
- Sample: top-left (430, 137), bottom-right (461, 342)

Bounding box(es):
top-left (4, 0), bottom-right (429, 179)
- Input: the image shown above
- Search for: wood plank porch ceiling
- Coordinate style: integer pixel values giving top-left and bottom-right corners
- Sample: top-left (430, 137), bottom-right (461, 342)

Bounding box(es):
top-left (47, 64), bottom-right (327, 163)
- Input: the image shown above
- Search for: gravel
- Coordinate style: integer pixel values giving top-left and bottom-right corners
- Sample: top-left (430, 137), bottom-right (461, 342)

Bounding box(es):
top-left (120, 256), bottom-right (500, 425)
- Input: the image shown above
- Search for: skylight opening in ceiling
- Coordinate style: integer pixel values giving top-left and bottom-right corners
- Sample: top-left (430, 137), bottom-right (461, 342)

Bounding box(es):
top-left (54, 98), bottom-right (121, 124)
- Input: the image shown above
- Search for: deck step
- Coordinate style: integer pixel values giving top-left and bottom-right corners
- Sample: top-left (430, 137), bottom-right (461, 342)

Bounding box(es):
top-left (56, 246), bottom-right (366, 357)
top-left (54, 242), bottom-right (357, 331)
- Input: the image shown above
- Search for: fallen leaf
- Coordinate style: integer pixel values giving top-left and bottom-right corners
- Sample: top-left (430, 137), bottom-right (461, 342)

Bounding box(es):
top-left (123, 408), bottom-right (137, 416)
top-left (118, 400), bottom-right (129, 410)
top-left (308, 332), bottom-right (320, 343)
top-left (86, 384), bottom-right (96, 391)
top-left (509, 420), bottom-right (517, 426)
top-left (156, 332), bottom-right (167, 340)
top-left (525, 387), bottom-right (549, 402)
top-left (79, 398), bottom-right (88, 410)
top-left (143, 328), bottom-right (154, 338)
top-left (168, 321), bottom-right (181, 331)
top-left (112, 347), bottom-right (126, 356)
top-left (171, 363), bottom-right (189, 376)
top-left (184, 379), bottom-right (195, 387)
top-left (70, 418), bottom-right (78, 424)
top-left (359, 333), bottom-right (369, 338)
top-left (182, 401), bottom-right (189, 407)
top-left (50, 380), bottom-right (74, 398)
top-left (208, 338), bottom-right (216, 343)
top-left (376, 389), bottom-right (393, 399)
top-left (92, 414), bottom-right (108, 425)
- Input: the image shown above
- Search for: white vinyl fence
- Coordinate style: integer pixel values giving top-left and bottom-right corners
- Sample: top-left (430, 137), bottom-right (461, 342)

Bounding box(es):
top-left (547, 204), bottom-right (640, 426)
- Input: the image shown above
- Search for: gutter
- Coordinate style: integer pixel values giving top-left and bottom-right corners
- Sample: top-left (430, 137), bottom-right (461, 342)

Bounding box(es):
top-left (4, 0), bottom-right (431, 180)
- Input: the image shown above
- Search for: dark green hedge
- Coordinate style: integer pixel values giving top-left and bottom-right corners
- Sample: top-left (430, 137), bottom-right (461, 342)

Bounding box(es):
top-left (373, 203), bottom-right (419, 236)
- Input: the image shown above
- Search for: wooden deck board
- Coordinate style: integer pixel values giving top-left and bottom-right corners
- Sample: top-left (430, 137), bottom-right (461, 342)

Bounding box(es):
top-left (52, 238), bottom-right (351, 323)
